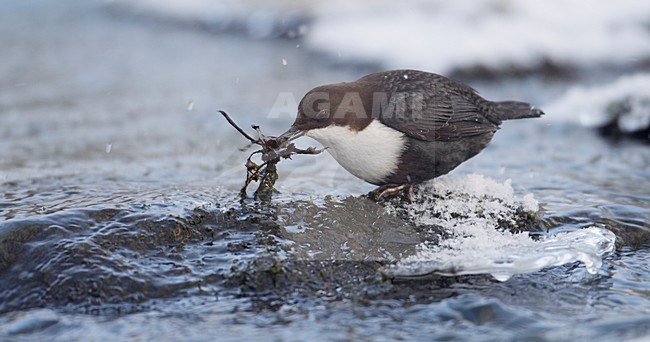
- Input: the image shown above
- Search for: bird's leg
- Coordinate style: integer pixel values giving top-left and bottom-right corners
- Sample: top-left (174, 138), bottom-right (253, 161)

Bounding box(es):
top-left (368, 183), bottom-right (414, 202)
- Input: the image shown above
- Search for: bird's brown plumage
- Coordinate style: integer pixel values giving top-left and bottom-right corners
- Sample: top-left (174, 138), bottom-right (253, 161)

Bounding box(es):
top-left (290, 69), bottom-right (543, 187)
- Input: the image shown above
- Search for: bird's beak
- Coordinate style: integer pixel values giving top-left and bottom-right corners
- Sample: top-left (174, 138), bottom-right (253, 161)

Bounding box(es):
top-left (278, 126), bottom-right (305, 143)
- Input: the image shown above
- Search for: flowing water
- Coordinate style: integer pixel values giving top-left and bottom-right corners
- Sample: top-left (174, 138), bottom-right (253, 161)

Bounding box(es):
top-left (1, 1), bottom-right (649, 341)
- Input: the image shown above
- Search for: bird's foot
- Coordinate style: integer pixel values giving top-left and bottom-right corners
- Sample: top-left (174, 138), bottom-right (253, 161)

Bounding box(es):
top-left (368, 183), bottom-right (414, 202)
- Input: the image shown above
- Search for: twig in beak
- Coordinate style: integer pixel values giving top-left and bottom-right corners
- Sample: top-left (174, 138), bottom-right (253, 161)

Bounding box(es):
top-left (219, 110), bottom-right (258, 143)
top-left (219, 109), bottom-right (322, 200)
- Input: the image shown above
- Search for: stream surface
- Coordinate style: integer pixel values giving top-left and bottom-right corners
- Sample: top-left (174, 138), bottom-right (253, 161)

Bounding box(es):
top-left (1, 1), bottom-right (649, 341)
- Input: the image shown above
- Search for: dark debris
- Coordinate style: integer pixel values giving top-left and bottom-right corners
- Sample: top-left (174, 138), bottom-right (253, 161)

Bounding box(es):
top-left (219, 110), bottom-right (323, 200)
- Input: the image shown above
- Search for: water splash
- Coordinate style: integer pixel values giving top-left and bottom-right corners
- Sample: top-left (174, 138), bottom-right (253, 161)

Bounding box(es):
top-left (382, 174), bottom-right (616, 281)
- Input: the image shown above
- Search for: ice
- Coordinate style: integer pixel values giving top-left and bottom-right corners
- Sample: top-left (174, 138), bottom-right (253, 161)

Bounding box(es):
top-left (386, 227), bottom-right (616, 281)
top-left (307, 0), bottom-right (650, 73)
top-left (545, 73), bottom-right (650, 132)
top-left (520, 193), bottom-right (538, 213)
top-left (383, 175), bottom-right (616, 281)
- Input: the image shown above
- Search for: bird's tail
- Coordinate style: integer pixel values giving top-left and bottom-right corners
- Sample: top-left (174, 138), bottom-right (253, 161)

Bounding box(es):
top-left (488, 101), bottom-right (544, 123)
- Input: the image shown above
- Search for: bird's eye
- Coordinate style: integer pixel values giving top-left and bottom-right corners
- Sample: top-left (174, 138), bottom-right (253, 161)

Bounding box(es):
top-left (315, 109), bottom-right (328, 121)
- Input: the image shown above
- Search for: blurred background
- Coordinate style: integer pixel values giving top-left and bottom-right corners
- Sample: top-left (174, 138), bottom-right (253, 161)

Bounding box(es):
top-left (1, 0), bottom-right (649, 340)
top-left (2, 0), bottom-right (649, 192)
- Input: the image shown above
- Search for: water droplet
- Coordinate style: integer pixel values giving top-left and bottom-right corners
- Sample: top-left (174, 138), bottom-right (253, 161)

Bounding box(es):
top-left (186, 100), bottom-right (194, 111)
top-left (295, 44), bottom-right (300, 48)
top-left (105, 143), bottom-right (112, 154)
top-left (281, 58), bottom-right (288, 66)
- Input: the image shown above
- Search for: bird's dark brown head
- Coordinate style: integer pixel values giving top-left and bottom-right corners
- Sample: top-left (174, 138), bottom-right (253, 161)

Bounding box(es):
top-left (292, 82), bottom-right (375, 132)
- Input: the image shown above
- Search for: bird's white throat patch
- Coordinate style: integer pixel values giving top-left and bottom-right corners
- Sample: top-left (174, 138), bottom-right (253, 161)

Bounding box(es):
top-left (305, 120), bottom-right (406, 184)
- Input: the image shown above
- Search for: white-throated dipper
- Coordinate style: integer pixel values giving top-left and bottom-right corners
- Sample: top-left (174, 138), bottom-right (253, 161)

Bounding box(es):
top-left (279, 69), bottom-right (543, 199)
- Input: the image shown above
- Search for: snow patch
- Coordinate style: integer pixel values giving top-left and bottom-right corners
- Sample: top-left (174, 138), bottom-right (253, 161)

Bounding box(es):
top-left (383, 174), bottom-right (615, 281)
top-left (307, 0), bottom-right (650, 73)
top-left (545, 73), bottom-right (650, 132)
top-left (386, 227), bottom-right (616, 281)
top-left (108, 0), bottom-right (650, 73)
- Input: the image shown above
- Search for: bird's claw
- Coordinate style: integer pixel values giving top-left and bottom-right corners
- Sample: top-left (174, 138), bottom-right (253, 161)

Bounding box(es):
top-left (368, 183), bottom-right (414, 203)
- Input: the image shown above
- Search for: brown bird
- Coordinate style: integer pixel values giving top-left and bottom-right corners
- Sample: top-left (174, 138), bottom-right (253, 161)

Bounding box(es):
top-left (279, 70), bottom-right (543, 200)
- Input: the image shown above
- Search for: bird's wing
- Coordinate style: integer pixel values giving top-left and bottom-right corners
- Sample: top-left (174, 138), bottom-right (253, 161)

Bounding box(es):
top-left (368, 74), bottom-right (499, 141)
top-left (377, 90), bottom-right (498, 142)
